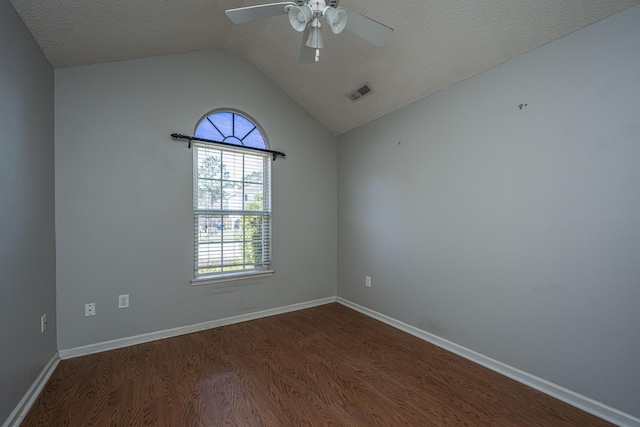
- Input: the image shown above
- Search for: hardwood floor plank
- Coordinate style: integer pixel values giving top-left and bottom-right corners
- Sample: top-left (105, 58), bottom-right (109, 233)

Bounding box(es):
top-left (22, 303), bottom-right (614, 426)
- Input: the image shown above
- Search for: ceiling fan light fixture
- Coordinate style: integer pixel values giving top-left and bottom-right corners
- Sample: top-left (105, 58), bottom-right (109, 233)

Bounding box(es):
top-left (288, 5), bottom-right (313, 32)
top-left (226, 0), bottom-right (393, 64)
top-left (324, 7), bottom-right (347, 34)
top-left (306, 25), bottom-right (324, 49)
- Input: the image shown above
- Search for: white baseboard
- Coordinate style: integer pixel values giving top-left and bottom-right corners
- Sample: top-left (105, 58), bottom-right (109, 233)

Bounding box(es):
top-left (3, 352), bottom-right (60, 427)
top-left (59, 296), bottom-right (337, 360)
top-left (337, 297), bottom-right (640, 427)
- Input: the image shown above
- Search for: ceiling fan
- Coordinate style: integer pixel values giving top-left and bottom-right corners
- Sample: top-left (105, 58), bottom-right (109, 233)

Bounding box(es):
top-left (225, 0), bottom-right (393, 63)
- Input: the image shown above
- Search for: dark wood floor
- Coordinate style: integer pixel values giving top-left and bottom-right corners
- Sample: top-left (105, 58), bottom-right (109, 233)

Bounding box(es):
top-left (23, 303), bottom-right (613, 426)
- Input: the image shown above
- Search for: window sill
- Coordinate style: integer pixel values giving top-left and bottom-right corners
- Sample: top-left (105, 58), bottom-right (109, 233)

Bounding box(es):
top-left (190, 269), bottom-right (275, 286)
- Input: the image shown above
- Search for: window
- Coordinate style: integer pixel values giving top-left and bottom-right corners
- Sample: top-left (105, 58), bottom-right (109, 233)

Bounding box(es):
top-left (192, 110), bottom-right (272, 283)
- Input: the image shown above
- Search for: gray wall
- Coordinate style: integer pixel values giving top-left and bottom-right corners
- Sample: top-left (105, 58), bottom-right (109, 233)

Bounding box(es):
top-left (55, 50), bottom-right (337, 350)
top-left (0, 0), bottom-right (57, 423)
top-left (338, 5), bottom-right (640, 418)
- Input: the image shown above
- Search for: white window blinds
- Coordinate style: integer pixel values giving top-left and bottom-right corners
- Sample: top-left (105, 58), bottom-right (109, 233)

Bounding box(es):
top-left (193, 143), bottom-right (271, 277)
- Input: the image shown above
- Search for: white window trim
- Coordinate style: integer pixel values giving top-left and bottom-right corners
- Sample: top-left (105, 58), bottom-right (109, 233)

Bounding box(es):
top-left (191, 269), bottom-right (275, 286)
top-left (190, 109), bottom-right (275, 286)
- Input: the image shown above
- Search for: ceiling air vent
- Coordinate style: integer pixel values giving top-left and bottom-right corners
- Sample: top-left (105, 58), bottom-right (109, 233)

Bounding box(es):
top-left (347, 83), bottom-right (374, 102)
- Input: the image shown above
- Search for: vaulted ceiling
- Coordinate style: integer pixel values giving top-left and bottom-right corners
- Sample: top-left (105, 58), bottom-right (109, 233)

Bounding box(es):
top-left (9, 0), bottom-right (640, 135)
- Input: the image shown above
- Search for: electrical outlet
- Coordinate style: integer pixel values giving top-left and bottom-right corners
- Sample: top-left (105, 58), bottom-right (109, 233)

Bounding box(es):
top-left (41, 314), bottom-right (47, 333)
top-left (118, 294), bottom-right (129, 309)
top-left (85, 303), bottom-right (96, 317)
top-left (365, 276), bottom-right (371, 287)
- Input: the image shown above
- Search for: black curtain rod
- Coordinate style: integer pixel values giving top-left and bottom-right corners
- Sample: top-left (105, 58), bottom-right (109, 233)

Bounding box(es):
top-left (171, 133), bottom-right (286, 161)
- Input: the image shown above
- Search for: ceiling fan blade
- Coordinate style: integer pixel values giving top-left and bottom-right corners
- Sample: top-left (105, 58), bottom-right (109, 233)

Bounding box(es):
top-left (226, 2), bottom-right (296, 24)
top-left (297, 26), bottom-right (317, 64)
top-left (344, 10), bottom-right (393, 47)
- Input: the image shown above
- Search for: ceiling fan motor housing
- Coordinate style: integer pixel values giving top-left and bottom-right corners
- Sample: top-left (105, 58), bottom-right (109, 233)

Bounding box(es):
top-left (296, 0), bottom-right (340, 7)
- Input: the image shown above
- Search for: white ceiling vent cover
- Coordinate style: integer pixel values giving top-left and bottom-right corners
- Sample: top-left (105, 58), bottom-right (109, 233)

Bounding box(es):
top-left (347, 83), bottom-right (374, 102)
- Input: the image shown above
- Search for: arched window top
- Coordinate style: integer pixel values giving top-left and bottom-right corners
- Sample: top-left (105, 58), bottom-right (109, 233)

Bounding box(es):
top-left (194, 109), bottom-right (269, 150)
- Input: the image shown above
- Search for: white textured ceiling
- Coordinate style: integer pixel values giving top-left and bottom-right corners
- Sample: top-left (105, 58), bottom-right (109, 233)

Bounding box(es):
top-left (9, 0), bottom-right (640, 135)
